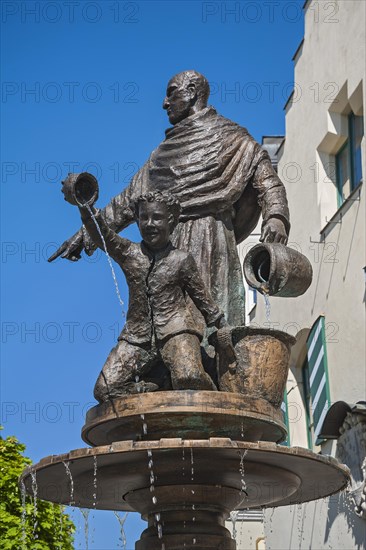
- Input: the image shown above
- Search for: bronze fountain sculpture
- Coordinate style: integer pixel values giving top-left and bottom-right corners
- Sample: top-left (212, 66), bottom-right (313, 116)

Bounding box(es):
top-left (21, 71), bottom-right (349, 549)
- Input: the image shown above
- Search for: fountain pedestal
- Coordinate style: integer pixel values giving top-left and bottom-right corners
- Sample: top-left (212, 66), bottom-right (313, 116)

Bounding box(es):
top-left (19, 327), bottom-right (349, 549)
top-left (20, 318), bottom-right (351, 550)
top-left (21, 431), bottom-right (350, 549)
top-left (130, 485), bottom-right (238, 549)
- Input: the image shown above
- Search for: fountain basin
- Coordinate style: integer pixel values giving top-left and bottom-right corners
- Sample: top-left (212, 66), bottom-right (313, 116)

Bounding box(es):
top-left (20, 438), bottom-right (349, 549)
top-left (20, 438), bottom-right (349, 510)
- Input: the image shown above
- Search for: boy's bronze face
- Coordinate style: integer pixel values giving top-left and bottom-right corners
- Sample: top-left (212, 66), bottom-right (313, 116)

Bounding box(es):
top-left (138, 201), bottom-right (171, 251)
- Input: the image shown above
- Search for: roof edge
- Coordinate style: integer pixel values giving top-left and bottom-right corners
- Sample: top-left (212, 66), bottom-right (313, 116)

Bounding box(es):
top-left (292, 38), bottom-right (304, 62)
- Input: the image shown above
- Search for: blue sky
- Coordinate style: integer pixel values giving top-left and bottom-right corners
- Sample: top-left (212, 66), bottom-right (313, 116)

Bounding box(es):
top-left (1, 1), bottom-right (304, 547)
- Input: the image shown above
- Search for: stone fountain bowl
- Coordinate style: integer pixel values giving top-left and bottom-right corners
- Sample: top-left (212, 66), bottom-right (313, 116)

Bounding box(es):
top-left (20, 439), bottom-right (350, 510)
top-left (20, 438), bottom-right (350, 550)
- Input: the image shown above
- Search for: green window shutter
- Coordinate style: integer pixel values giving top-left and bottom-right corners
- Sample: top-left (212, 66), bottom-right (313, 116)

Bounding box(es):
top-left (306, 316), bottom-right (331, 446)
top-left (280, 391), bottom-right (290, 446)
top-left (302, 356), bottom-right (312, 449)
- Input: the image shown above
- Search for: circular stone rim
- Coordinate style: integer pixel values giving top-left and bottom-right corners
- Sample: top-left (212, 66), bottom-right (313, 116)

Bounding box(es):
top-left (20, 438), bottom-right (350, 511)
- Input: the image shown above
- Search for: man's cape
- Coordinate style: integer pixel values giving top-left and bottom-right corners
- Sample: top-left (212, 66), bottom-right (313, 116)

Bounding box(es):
top-left (130, 107), bottom-right (268, 243)
top-left (102, 106), bottom-right (289, 246)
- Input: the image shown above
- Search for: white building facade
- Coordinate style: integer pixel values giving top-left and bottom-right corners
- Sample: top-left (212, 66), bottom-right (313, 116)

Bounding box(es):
top-left (235, 1), bottom-right (366, 548)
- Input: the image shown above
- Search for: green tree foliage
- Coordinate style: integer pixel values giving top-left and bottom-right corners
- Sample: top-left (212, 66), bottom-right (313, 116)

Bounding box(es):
top-left (0, 429), bottom-right (75, 549)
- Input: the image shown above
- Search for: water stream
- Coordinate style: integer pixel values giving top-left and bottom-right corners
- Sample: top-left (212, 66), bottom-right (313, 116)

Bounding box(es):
top-left (138, 399), bottom-right (163, 545)
top-left (141, 413), bottom-right (148, 436)
top-left (263, 292), bottom-right (271, 323)
top-left (298, 502), bottom-right (307, 549)
top-left (80, 508), bottom-right (90, 550)
top-left (229, 510), bottom-right (239, 540)
top-left (20, 478), bottom-right (27, 549)
top-left (296, 503), bottom-right (303, 549)
top-left (30, 470), bottom-right (38, 540)
top-left (239, 450), bottom-right (248, 497)
top-left (190, 447), bottom-right (194, 482)
top-left (156, 513), bottom-right (162, 539)
top-left (92, 455), bottom-right (98, 509)
top-left (63, 461), bottom-right (74, 505)
top-left (84, 203), bottom-right (124, 312)
top-left (146, 447), bottom-right (162, 540)
top-left (113, 511), bottom-right (128, 549)
top-left (147, 450), bottom-right (157, 503)
top-left (239, 512), bottom-right (245, 544)
top-left (190, 447), bottom-right (196, 536)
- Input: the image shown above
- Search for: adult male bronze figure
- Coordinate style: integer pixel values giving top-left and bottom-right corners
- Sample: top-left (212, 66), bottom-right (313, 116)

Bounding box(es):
top-left (49, 70), bottom-right (290, 333)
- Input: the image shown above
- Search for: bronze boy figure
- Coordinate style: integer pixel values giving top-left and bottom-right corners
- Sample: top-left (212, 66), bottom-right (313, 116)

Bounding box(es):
top-left (75, 190), bottom-right (225, 402)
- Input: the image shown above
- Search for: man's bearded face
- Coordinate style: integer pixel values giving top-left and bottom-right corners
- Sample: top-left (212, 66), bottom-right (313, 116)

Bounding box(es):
top-left (163, 75), bottom-right (193, 125)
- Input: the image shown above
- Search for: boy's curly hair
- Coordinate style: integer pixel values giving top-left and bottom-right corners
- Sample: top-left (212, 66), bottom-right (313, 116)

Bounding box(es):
top-left (131, 191), bottom-right (182, 229)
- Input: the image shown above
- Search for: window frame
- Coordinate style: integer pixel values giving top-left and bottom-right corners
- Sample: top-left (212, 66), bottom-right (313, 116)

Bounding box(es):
top-left (336, 112), bottom-right (364, 206)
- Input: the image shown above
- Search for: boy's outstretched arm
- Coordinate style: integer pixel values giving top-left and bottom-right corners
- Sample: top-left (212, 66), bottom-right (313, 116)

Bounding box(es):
top-left (78, 205), bottom-right (132, 264)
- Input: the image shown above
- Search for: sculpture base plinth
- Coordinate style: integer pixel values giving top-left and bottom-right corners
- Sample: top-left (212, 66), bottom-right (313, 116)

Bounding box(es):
top-left (82, 391), bottom-right (287, 446)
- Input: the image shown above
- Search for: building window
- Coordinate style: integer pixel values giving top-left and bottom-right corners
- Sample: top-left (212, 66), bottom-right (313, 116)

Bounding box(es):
top-left (336, 113), bottom-right (364, 206)
top-left (302, 316), bottom-right (331, 448)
